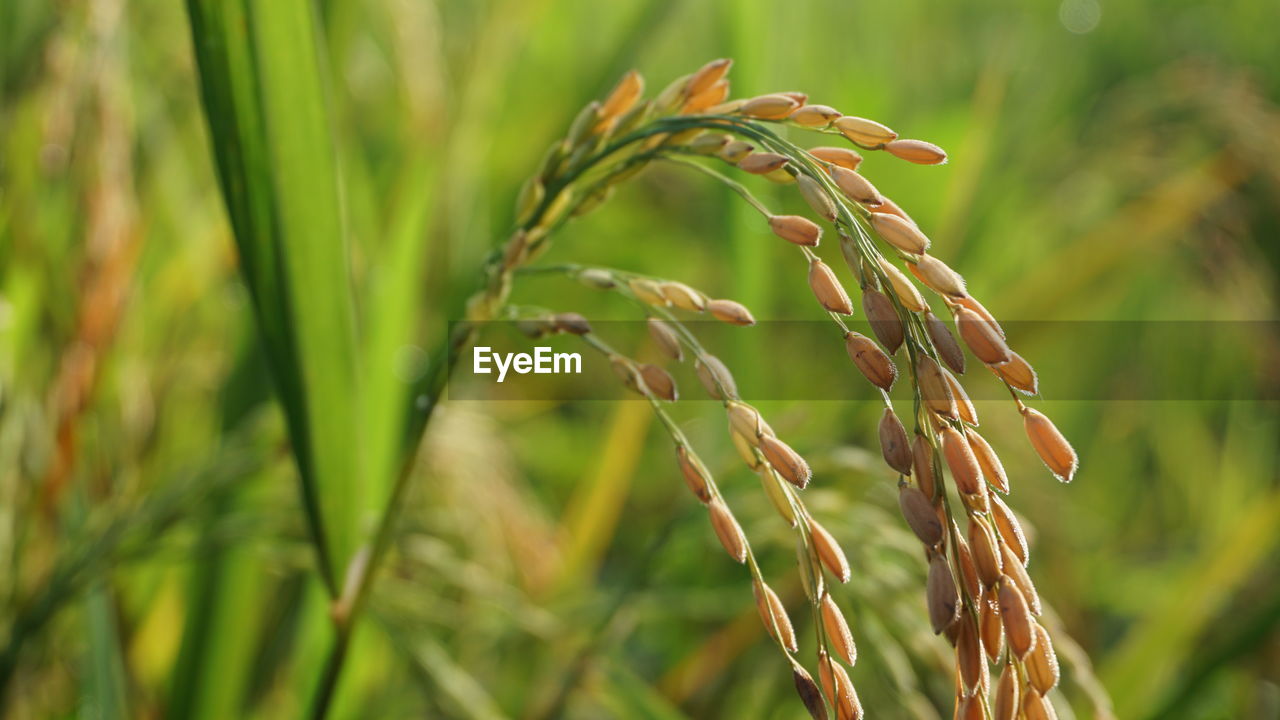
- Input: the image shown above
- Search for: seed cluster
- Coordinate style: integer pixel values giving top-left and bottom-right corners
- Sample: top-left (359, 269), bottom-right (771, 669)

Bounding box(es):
top-left (468, 58), bottom-right (1080, 720)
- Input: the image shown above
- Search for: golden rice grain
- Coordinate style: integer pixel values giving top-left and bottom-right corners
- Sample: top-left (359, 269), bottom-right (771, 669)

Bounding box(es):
top-left (925, 311), bottom-right (966, 375)
top-left (991, 351), bottom-right (1039, 395)
top-left (792, 665), bottom-right (828, 720)
top-left (738, 151), bottom-right (789, 174)
top-left (994, 663), bottom-right (1020, 720)
top-left (844, 331), bottom-right (898, 391)
top-left (797, 174), bottom-right (838, 221)
top-left (926, 552), bottom-right (960, 634)
top-left (719, 140), bottom-right (755, 163)
top-left (919, 355), bottom-right (958, 419)
top-left (908, 254), bottom-right (967, 298)
top-left (824, 656), bottom-right (862, 720)
top-left (647, 317), bottom-right (683, 361)
top-left (809, 146), bottom-right (863, 170)
top-left (990, 495), bottom-right (1028, 566)
top-left (870, 212), bottom-right (930, 254)
top-left (861, 288), bottom-right (904, 353)
top-left (946, 370), bottom-right (979, 425)
top-left (685, 58), bottom-right (732, 98)
top-left (942, 427), bottom-right (983, 496)
top-left (682, 79), bottom-right (729, 114)
top-left (834, 116), bottom-right (898, 145)
top-left (780, 91), bottom-right (809, 105)
top-left (1022, 407), bottom-right (1077, 482)
top-left (695, 355), bottom-right (737, 400)
top-left (968, 517), bottom-right (1004, 587)
top-left (877, 257), bottom-right (927, 311)
top-left (639, 363), bottom-right (677, 401)
top-left (821, 593), bottom-right (857, 666)
top-left (629, 277), bottom-right (669, 306)
top-left (769, 214), bottom-right (823, 246)
top-left (955, 532), bottom-right (982, 600)
top-left (957, 294), bottom-right (1001, 332)
top-left (811, 519), bottom-right (851, 583)
top-left (884, 138), bottom-right (947, 165)
top-left (740, 93), bottom-right (802, 119)
top-left (956, 306), bottom-right (1012, 365)
top-left (980, 588), bottom-right (1004, 663)
top-left (966, 429), bottom-right (1009, 494)
top-left (709, 497), bottom-right (748, 563)
top-left (899, 483), bottom-right (943, 546)
top-left (761, 434), bottom-right (812, 489)
top-left (791, 104), bottom-right (841, 127)
top-left (676, 445), bottom-right (712, 503)
top-left (707, 298), bottom-right (756, 326)
top-left (955, 612), bottom-right (985, 694)
top-left (659, 280), bottom-right (709, 312)
top-left (1001, 543), bottom-right (1042, 615)
top-left (911, 435), bottom-right (938, 501)
top-left (878, 408), bottom-right (912, 475)
top-left (828, 165), bottom-right (882, 206)
top-left (600, 70), bottom-right (644, 120)
top-left (1027, 623), bottom-right (1060, 693)
top-left (753, 579), bottom-right (798, 652)
top-left (809, 259), bottom-right (854, 314)
top-left (689, 132), bottom-right (731, 155)
top-left (997, 578), bottom-right (1035, 660)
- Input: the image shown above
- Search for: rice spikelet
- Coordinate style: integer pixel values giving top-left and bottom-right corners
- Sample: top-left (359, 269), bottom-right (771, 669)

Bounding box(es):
top-left (884, 138), bottom-right (947, 165)
top-left (809, 146), bottom-right (863, 170)
top-left (810, 519), bottom-right (851, 582)
top-left (808, 258), bottom-right (853, 314)
top-left (769, 214), bottom-right (823, 246)
top-left (791, 104), bottom-right (841, 127)
top-left (844, 331), bottom-right (897, 390)
top-left (1021, 407), bottom-right (1078, 482)
top-left (821, 593), bottom-right (857, 665)
top-left (834, 116), bottom-right (897, 145)
top-left (708, 497), bottom-right (748, 563)
top-left (707, 298), bottom-right (756, 326)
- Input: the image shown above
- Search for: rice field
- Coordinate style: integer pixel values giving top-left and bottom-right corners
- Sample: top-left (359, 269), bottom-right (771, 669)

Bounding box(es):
top-left (1, 1), bottom-right (1278, 718)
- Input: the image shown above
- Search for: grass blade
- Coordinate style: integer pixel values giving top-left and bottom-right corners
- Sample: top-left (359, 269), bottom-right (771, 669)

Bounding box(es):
top-left (185, 0), bottom-right (363, 589)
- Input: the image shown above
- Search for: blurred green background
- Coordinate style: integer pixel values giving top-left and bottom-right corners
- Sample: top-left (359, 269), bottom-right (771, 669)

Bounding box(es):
top-left (2, 0), bottom-right (1278, 718)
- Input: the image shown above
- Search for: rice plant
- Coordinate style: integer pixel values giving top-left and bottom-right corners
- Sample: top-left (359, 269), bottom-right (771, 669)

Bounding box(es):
top-left (3, 1), bottom-right (1278, 718)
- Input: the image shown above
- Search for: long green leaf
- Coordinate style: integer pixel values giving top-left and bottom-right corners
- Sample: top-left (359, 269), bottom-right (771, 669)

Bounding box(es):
top-left (185, 0), bottom-right (362, 590)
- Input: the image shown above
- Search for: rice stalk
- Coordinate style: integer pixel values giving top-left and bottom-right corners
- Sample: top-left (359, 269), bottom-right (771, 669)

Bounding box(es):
top-left (462, 59), bottom-right (1087, 719)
